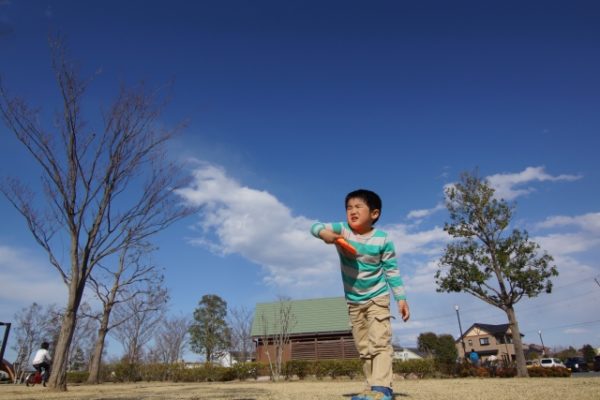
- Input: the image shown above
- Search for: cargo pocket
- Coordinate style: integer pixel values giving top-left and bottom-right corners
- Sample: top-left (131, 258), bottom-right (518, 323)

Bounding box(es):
top-left (370, 314), bottom-right (392, 354)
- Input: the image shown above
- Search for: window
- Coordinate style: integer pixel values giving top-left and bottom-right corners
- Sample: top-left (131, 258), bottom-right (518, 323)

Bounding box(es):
top-left (467, 339), bottom-right (473, 347)
top-left (479, 337), bottom-right (490, 346)
top-left (497, 336), bottom-right (513, 344)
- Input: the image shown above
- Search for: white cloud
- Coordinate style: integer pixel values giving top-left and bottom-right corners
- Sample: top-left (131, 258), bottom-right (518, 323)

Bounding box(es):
top-left (536, 212), bottom-right (600, 234)
top-left (385, 224), bottom-right (448, 257)
top-left (535, 233), bottom-right (600, 257)
top-left (406, 203), bottom-right (445, 220)
top-left (406, 259), bottom-right (443, 294)
top-left (176, 162), bottom-right (340, 294)
top-left (0, 245), bottom-right (66, 316)
top-left (485, 166), bottom-right (581, 201)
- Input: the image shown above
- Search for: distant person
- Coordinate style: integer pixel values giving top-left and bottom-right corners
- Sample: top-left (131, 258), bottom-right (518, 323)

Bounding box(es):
top-left (311, 189), bottom-right (410, 400)
top-left (32, 341), bottom-right (51, 386)
top-left (469, 349), bottom-right (480, 367)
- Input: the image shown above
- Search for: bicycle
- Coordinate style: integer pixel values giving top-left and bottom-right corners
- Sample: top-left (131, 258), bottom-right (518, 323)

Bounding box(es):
top-left (24, 370), bottom-right (45, 387)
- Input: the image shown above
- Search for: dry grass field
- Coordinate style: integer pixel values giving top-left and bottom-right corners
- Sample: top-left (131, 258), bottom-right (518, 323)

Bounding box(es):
top-left (1, 377), bottom-right (599, 400)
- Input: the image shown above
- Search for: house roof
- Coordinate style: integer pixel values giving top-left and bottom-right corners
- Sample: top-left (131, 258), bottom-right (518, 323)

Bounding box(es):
top-left (458, 323), bottom-right (524, 341)
top-left (471, 323), bottom-right (511, 335)
top-left (251, 297), bottom-right (351, 337)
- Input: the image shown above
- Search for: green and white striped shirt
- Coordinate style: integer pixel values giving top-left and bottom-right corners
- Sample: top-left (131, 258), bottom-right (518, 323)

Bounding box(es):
top-left (311, 221), bottom-right (406, 304)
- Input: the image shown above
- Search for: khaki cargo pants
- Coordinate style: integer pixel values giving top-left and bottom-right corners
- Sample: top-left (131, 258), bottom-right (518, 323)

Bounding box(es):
top-left (348, 295), bottom-right (394, 388)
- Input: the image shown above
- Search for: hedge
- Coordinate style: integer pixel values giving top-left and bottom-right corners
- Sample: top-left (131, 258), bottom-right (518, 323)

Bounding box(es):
top-left (67, 358), bottom-right (571, 383)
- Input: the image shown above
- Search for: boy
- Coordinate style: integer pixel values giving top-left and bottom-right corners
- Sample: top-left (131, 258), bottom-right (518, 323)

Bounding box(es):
top-left (32, 341), bottom-right (51, 385)
top-left (311, 189), bottom-right (409, 400)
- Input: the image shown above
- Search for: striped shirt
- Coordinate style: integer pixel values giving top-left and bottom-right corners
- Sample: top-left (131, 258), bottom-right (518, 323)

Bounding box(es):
top-left (311, 221), bottom-right (406, 304)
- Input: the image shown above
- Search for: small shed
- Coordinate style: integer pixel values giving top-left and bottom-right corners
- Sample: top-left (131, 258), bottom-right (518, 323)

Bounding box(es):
top-left (251, 297), bottom-right (359, 363)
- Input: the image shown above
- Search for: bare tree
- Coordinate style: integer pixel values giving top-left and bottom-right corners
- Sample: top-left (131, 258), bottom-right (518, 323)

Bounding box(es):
top-left (110, 287), bottom-right (168, 364)
top-left (85, 245), bottom-right (164, 383)
top-left (227, 305), bottom-right (253, 363)
top-left (0, 38), bottom-right (193, 390)
top-left (10, 303), bottom-right (50, 382)
top-left (257, 296), bottom-right (296, 381)
top-left (152, 315), bottom-right (191, 364)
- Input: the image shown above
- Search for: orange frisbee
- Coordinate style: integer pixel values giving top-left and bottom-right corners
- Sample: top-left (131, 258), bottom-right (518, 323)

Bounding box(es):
top-left (336, 238), bottom-right (357, 256)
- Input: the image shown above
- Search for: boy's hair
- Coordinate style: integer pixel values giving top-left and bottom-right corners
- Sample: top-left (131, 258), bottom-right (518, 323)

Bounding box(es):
top-left (345, 189), bottom-right (382, 224)
top-left (41, 342), bottom-right (49, 350)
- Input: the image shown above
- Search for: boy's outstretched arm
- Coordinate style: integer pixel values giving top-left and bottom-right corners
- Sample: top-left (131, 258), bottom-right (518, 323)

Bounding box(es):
top-left (397, 300), bottom-right (410, 322)
top-left (318, 229), bottom-right (342, 244)
top-left (311, 222), bottom-right (342, 244)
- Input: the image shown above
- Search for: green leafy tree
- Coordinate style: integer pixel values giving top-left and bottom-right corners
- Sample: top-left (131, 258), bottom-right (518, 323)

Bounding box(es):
top-left (417, 332), bottom-right (457, 373)
top-left (417, 332), bottom-right (438, 358)
top-left (435, 171), bottom-right (558, 377)
top-left (189, 295), bottom-right (231, 363)
top-left (581, 344), bottom-right (596, 364)
top-left (436, 334), bottom-right (459, 365)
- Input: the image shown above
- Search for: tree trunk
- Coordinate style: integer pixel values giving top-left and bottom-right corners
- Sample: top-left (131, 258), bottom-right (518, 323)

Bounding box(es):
top-left (47, 272), bottom-right (85, 391)
top-left (47, 305), bottom-right (76, 389)
top-left (87, 314), bottom-right (110, 384)
top-left (505, 306), bottom-right (528, 377)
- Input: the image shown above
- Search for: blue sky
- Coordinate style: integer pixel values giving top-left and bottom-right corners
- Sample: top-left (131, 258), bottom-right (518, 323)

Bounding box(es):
top-left (1, 1), bottom-right (599, 361)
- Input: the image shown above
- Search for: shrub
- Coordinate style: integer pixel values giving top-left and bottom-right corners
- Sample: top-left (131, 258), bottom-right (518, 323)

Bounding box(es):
top-left (284, 360), bottom-right (312, 379)
top-left (230, 362), bottom-right (262, 380)
top-left (495, 366), bottom-right (517, 378)
top-left (66, 371), bottom-right (89, 383)
top-left (393, 359), bottom-right (436, 377)
top-left (112, 362), bottom-right (141, 382)
top-left (527, 366), bottom-right (571, 377)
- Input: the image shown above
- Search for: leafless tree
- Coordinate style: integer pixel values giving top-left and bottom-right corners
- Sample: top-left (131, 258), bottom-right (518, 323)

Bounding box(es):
top-left (257, 296), bottom-right (296, 381)
top-left (110, 286), bottom-right (168, 364)
top-left (10, 303), bottom-right (51, 382)
top-left (0, 37), bottom-right (194, 390)
top-left (227, 305), bottom-right (253, 363)
top-left (152, 315), bottom-right (191, 364)
top-left (85, 244), bottom-right (164, 383)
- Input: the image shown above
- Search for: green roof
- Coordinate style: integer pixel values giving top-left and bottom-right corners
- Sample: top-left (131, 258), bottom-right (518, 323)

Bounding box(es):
top-left (251, 297), bottom-right (350, 337)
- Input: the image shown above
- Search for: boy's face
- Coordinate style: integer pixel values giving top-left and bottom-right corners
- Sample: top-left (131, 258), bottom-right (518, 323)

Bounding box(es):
top-left (346, 197), bottom-right (380, 234)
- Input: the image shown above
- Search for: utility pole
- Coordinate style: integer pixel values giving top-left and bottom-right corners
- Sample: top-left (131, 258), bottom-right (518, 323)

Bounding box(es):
top-left (455, 305), bottom-right (467, 359)
top-left (538, 330), bottom-right (546, 357)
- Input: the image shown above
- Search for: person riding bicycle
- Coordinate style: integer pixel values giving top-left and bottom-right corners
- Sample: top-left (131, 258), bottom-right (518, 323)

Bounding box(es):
top-left (32, 341), bottom-right (51, 385)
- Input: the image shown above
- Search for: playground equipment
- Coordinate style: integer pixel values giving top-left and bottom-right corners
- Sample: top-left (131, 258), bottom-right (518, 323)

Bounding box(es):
top-left (0, 322), bottom-right (15, 383)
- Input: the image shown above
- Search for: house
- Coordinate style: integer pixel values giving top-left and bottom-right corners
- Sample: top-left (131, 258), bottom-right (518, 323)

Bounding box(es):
top-left (455, 323), bottom-right (523, 363)
top-left (392, 346), bottom-right (423, 361)
top-left (251, 297), bottom-right (359, 363)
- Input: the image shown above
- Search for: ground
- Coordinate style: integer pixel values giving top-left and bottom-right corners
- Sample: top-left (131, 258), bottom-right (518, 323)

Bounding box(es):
top-left (1, 377), bottom-right (599, 400)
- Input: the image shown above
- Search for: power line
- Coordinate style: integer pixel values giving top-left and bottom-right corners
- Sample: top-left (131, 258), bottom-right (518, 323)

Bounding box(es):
top-left (523, 319), bottom-right (600, 335)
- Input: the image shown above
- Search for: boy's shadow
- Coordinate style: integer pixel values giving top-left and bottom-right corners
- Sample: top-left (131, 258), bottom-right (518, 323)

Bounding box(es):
top-left (343, 393), bottom-right (409, 398)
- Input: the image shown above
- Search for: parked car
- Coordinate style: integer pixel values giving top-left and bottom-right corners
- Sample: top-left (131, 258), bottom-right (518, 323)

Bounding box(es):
top-left (594, 355), bottom-right (600, 372)
top-left (565, 357), bottom-right (589, 372)
top-left (540, 358), bottom-right (565, 368)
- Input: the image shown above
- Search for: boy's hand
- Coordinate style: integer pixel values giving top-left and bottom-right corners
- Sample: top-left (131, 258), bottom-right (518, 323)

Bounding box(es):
top-left (397, 300), bottom-right (410, 322)
top-left (319, 229), bottom-right (342, 244)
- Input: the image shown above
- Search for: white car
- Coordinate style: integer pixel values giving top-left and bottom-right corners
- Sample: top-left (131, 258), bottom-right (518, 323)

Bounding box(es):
top-left (540, 358), bottom-right (565, 368)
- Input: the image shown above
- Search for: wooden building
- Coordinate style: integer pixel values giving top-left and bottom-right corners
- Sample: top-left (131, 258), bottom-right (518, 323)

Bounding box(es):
top-left (251, 297), bottom-right (359, 363)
